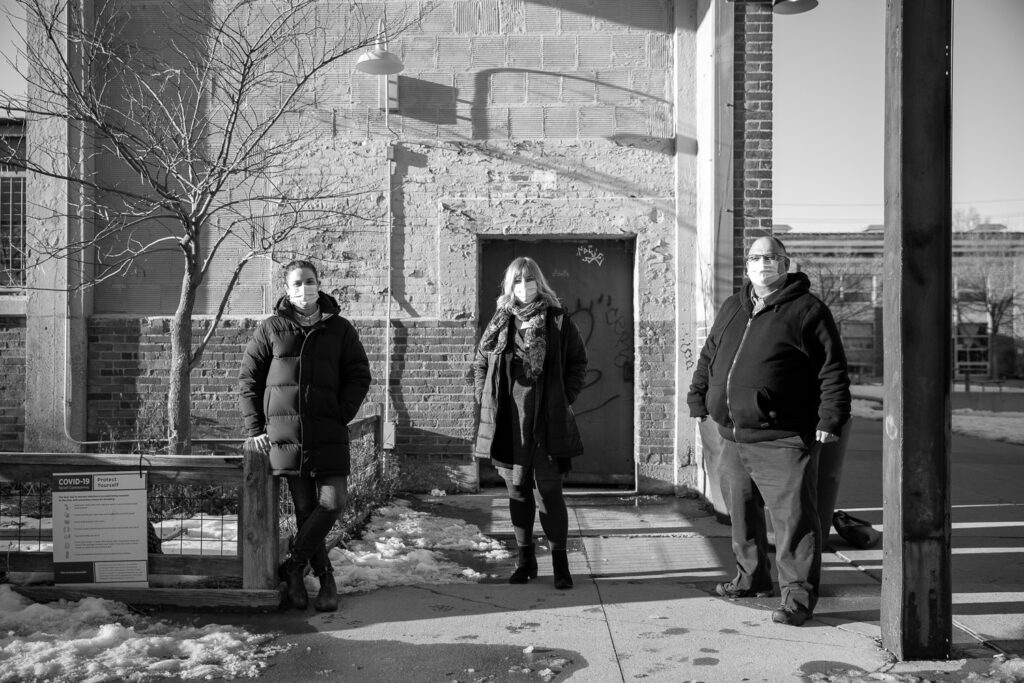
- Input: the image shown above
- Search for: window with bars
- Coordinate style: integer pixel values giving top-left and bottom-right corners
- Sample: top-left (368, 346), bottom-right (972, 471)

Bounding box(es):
top-left (1, 122), bottom-right (26, 288)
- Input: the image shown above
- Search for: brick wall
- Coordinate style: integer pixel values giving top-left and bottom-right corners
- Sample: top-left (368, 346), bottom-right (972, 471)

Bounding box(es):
top-left (0, 317), bottom-right (25, 451)
top-left (732, 1), bottom-right (773, 290)
top-left (86, 317), bottom-right (257, 441)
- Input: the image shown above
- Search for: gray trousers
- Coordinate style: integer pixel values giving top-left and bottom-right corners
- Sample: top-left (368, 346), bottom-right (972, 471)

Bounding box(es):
top-left (719, 434), bottom-right (821, 613)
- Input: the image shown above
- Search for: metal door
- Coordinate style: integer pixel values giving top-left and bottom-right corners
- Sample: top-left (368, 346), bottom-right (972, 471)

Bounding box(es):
top-left (479, 239), bottom-right (635, 485)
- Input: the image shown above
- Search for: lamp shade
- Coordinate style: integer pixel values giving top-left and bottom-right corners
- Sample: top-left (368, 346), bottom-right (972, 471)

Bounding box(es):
top-left (773, 0), bottom-right (818, 14)
top-left (355, 48), bottom-right (405, 75)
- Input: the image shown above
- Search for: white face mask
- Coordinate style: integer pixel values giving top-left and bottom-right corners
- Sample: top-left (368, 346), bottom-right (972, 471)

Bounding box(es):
top-left (746, 255), bottom-right (785, 289)
top-left (513, 280), bottom-right (539, 304)
top-left (289, 283), bottom-right (318, 308)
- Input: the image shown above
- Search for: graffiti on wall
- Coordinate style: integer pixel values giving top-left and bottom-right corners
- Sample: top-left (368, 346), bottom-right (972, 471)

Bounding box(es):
top-left (568, 293), bottom-right (633, 418)
top-left (576, 244), bottom-right (605, 267)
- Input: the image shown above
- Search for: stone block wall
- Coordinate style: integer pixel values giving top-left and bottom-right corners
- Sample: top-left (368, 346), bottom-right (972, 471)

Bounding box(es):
top-left (0, 317), bottom-right (25, 451)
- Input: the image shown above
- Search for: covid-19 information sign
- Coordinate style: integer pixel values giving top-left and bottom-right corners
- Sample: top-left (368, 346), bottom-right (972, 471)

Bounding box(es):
top-left (52, 472), bottom-right (149, 587)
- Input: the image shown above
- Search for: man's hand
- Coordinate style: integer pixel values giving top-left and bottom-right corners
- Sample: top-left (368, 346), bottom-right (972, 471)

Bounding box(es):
top-left (249, 433), bottom-right (271, 454)
top-left (816, 430), bottom-right (839, 444)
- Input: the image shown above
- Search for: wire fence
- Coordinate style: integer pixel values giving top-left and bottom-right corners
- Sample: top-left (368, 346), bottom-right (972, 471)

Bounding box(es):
top-left (0, 413), bottom-right (386, 597)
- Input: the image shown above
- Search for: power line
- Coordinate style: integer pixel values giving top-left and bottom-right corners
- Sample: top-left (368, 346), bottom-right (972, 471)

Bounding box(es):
top-left (776, 197), bottom-right (1024, 208)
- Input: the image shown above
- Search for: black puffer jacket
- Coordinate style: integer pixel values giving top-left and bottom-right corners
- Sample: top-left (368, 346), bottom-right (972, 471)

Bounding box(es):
top-left (239, 293), bottom-right (371, 476)
top-left (473, 308), bottom-right (588, 465)
top-left (687, 272), bottom-right (851, 443)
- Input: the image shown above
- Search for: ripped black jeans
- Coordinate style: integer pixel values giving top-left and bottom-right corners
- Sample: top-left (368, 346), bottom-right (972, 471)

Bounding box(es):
top-left (284, 474), bottom-right (348, 577)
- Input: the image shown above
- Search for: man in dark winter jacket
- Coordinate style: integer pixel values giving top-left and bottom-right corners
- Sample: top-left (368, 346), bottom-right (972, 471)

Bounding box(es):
top-left (687, 236), bottom-right (851, 627)
top-left (239, 260), bottom-right (371, 612)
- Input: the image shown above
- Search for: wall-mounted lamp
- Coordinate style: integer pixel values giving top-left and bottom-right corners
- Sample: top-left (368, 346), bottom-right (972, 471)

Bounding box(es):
top-left (355, 18), bottom-right (405, 112)
top-left (773, 0), bottom-right (818, 14)
top-left (355, 17), bottom-right (405, 450)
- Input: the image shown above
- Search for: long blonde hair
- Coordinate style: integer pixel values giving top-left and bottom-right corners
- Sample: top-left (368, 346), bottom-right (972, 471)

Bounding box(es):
top-left (496, 256), bottom-right (560, 312)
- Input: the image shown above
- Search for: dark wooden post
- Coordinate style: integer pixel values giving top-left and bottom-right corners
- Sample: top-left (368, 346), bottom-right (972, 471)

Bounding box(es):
top-left (241, 441), bottom-right (280, 590)
top-left (881, 0), bottom-right (953, 660)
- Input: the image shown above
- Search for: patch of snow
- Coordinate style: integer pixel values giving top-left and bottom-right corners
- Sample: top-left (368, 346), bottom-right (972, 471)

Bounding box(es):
top-left (0, 585), bottom-right (289, 682)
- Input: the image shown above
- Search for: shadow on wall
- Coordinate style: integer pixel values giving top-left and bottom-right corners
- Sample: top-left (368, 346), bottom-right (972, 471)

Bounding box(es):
top-left (389, 146), bottom-right (430, 317)
top-left (520, 0), bottom-right (675, 35)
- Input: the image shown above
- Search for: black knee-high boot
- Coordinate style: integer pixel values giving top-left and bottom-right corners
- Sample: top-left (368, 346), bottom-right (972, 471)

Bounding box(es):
top-left (552, 547), bottom-right (573, 589)
top-left (509, 544), bottom-right (538, 584)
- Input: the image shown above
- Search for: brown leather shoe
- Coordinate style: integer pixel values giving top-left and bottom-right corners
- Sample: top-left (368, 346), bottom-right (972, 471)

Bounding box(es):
top-left (771, 605), bottom-right (811, 626)
top-left (715, 581), bottom-right (773, 599)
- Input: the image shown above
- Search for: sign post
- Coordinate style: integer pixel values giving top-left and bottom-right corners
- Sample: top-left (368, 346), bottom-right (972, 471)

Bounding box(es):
top-left (52, 472), bottom-right (150, 587)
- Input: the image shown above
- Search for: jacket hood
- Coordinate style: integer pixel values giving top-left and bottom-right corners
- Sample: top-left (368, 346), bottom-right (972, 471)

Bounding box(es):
top-left (274, 291), bottom-right (343, 318)
top-left (741, 272), bottom-right (811, 313)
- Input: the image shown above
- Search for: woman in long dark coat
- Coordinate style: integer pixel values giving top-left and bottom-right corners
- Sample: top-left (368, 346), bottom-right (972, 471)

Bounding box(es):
top-left (239, 260), bottom-right (371, 611)
top-left (473, 256), bottom-right (588, 589)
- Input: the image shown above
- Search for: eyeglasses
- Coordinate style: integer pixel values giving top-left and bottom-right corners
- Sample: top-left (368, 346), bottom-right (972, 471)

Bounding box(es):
top-left (746, 254), bottom-right (783, 265)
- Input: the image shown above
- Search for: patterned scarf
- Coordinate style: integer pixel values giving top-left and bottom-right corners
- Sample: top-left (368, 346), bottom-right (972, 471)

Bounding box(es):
top-left (479, 300), bottom-right (549, 380)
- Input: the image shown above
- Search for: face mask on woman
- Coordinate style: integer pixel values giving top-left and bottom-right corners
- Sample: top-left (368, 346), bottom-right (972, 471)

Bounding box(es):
top-left (513, 280), bottom-right (538, 304)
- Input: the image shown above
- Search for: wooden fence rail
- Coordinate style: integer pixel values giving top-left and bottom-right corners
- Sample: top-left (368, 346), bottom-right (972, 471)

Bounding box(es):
top-left (0, 413), bottom-right (380, 610)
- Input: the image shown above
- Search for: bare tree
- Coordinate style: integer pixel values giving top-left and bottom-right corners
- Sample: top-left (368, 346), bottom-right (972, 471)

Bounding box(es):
top-left (1, 0), bottom-right (414, 453)
top-left (794, 252), bottom-right (883, 327)
top-left (953, 231), bottom-right (1024, 379)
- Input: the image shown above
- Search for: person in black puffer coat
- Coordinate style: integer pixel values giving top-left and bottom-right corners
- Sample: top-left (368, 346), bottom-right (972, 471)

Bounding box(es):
top-left (473, 256), bottom-right (588, 590)
top-left (239, 260), bottom-right (370, 612)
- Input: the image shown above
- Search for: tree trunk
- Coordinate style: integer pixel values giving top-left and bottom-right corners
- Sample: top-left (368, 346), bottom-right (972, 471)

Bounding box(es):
top-left (168, 269), bottom-right (198, 455)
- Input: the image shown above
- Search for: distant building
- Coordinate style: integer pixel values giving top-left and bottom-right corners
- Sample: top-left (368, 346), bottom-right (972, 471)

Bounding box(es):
top-left (782, 226), bottom-right (1024, 381)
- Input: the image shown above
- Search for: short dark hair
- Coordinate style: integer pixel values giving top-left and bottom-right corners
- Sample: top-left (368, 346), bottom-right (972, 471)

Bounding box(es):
top-left (283, 259), bottom-right (318, 281)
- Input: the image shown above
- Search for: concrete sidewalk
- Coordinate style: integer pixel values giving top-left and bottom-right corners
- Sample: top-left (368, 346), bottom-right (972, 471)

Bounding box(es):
top-left (205, 484), bottom-right (1024, 682)
top-left (185, 419), bottom-right (1024, 681)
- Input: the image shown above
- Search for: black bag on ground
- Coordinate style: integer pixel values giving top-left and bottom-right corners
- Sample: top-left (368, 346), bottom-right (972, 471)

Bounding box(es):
top-left (832, 510), bottom-right (882, 549)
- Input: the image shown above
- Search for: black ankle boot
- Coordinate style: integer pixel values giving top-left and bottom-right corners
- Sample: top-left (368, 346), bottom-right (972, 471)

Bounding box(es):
top-left (278, 560), bottom-right (309, 609)
top-left (313, 571), bottom-right (339, 612)
top-left (508, 544), bottom-right (538, 584)
top-left (552, 548), bottom-right (573, 589)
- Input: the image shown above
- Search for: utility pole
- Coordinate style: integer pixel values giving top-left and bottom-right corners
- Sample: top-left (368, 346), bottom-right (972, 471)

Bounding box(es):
top-left (881, 0), bottom-right (953, 660)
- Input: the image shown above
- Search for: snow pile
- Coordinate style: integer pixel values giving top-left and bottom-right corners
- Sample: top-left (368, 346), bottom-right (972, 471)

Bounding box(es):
top-left (322, 498), bottom-right (509, 595)
top-left (154, 515), bottom-right (238, 556)
top-left (0, 585), bottom-right (288, 682)
top-left (951, 409), bottom-right (1024, 444)
top-left (0, 515), bottom-right (53, 553)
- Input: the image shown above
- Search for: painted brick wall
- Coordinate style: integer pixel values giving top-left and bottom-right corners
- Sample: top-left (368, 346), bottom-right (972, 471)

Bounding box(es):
top-left (0, 317), bottom-right (25, 451)
top-left (732, 1), bottom-right (773, 290)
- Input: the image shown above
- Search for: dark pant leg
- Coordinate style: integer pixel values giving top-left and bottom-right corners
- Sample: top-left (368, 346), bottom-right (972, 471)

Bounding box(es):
top-left (719, 439), bottom-right (773, 592)
top-left (286, 474), bottom-right (348, 576)
top-left (534, 475), bottom-right (568, 550)
top-left (498, 468), bottom-right (537, 547)
top-left (743, 437), bottom-right (821, 613)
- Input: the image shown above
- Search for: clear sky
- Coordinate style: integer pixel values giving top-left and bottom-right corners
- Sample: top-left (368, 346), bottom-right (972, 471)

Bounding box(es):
top-left (2, 2), bottom-right (1021, 231)
top-left (774, 0), bottom-right (1024, 232)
